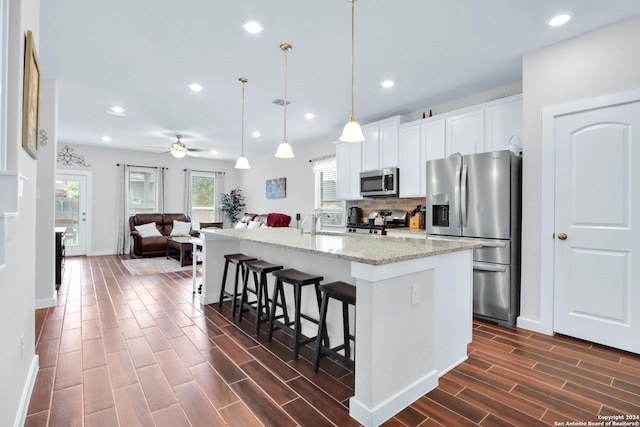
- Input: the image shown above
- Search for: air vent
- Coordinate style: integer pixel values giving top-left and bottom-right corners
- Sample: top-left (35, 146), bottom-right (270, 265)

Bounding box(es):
top-left (272, 99), bottom-right (291, 106)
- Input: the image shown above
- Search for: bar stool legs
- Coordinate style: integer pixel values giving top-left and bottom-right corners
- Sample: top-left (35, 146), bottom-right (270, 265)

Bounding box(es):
top-left (218, 254), bottom-right (257, 317)
top-left (238, 260), bottom-right (283, 335)
top-left (312, 281), bottom-right (356, 374)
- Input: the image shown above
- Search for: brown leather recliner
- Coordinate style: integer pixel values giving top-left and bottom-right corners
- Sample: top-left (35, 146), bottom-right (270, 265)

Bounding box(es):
top-left (129, 213), bottom-right (197, 257)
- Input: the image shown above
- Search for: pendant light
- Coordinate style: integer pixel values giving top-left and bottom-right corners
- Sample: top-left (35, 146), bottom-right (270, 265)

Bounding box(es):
top-left (275, 43), bottom-right (294, 158)
top-left (234, 77), bottom-right (251, 169)
top-left (339, 0), bottom-right (365, 142)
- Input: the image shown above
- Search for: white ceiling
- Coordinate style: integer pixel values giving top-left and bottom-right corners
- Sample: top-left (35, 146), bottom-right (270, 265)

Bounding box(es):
top-left (39, 0), bottom-right (640, 161)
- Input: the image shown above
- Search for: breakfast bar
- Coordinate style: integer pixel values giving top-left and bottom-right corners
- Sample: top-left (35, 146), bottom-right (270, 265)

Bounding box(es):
top-left (199, 227), bottom-right (479, 426)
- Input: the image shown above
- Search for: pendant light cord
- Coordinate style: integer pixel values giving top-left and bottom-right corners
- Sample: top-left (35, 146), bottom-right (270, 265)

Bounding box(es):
top-left (283, 46), bottom-right (288, 140)
top-left (350, 0), bottom-right (355, 121)
top-left (241, 80), bottom-right (245, 155)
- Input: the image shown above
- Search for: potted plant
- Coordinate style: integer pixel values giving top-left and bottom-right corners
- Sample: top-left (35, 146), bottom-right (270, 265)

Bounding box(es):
top-left (220, 187), bottom-right (246, 225)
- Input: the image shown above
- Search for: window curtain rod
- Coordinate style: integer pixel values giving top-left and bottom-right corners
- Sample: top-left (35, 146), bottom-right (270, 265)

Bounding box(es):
top-left (308, 154), bottom-right (335, 163)
top-left (116, 163), bottom-right (168, 169)
top-left (183, 169), bottom-right (225, 174)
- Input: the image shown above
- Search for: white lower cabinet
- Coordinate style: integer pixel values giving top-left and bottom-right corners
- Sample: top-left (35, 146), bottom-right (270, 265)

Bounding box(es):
top-left (399, 119), bottom-right (445, 197)
top-left (336, 141), bottom-right (362, 200)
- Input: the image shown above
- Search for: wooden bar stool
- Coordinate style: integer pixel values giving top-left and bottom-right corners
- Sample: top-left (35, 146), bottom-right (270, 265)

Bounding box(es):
top-left (238, 260), bottom-right (283, 335)
top-left (312, 281), bottom-right (356, 373)
top-left (267, 268), bottom-right (329, 360)
top-left (218, 253), bottom-right (257, 317)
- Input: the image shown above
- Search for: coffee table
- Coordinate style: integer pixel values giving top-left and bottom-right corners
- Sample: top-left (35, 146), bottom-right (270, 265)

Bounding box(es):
top-left (166, 236), bottom-right (196, 266)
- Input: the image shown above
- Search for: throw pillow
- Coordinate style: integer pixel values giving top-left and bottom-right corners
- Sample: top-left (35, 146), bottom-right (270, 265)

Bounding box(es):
top-left (247, 220), bottom-right (261, 229)
top-left (234, 222), bottom-right (248, 229)
top-left (260, 223), bottom-right (269, 228)
top-left (170, 220), bottom-right (192, 236)
top-left (135, 222), bottom-right (162, 238)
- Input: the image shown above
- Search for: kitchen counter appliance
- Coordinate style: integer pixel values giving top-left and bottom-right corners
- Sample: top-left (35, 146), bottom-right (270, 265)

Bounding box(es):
top-left (347, 209), bottom-right (408, 234)
top-left (360, 168), bottom-right (399, 197)
top-left (426, 150), bottom-right (521, 327)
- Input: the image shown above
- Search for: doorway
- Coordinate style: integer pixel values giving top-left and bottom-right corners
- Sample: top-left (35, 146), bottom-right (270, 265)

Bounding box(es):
top-left (55, 171), bottom-right (91, 256)
top-left (541, 90), bottom-right (640, 354)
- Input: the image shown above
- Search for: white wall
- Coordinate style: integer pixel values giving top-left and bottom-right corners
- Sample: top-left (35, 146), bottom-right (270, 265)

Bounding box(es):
top-left (0, 0), bottom-right (41, 426)
top-left (34, 79), bottom-right (56, 308)
top-left (57, 143), bottom-right (241, 255)
top-left (519, 15), bottom-right (640, 331)
top-left (237, 138), bottom-right (338, 226)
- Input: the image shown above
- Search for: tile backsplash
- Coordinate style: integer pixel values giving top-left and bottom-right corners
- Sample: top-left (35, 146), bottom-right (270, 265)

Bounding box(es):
top-left (346, 197), bottom-right (425, 221)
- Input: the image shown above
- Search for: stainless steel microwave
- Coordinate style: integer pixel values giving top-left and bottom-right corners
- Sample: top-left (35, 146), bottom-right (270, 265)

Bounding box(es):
top-left (360, 168), bottom-right (399, 197)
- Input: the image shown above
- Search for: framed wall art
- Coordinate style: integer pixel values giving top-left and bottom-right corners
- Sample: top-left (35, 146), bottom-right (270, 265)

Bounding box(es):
top-left (266, 177), bottom-right (286, 199)
top-left (22, 30), bottom-right (40, 159)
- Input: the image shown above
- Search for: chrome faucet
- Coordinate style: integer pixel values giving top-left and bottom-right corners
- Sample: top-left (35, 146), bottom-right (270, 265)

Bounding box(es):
top-left (301, 209), bottom-right (331, 235)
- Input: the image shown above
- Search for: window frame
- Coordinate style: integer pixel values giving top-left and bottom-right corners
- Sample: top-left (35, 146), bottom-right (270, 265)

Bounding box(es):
top-left (314, 157), bottom-right (345, 228)
top-left (190, 171), bottom-right (216, 227)
top-left (127, 166), bottom-right (159, 216)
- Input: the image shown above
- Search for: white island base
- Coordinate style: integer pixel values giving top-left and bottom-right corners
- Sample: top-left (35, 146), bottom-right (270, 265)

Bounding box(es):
top-left (200, 229), bottom-right (475, 427)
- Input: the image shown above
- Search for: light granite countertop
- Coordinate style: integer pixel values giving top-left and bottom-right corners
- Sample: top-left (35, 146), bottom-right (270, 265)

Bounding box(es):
top-left (202, 227), bottom-right (480, 266)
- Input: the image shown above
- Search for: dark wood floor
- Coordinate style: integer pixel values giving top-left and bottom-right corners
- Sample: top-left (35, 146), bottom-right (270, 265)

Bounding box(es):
top-left (26, 255), bottom-right (640, 426)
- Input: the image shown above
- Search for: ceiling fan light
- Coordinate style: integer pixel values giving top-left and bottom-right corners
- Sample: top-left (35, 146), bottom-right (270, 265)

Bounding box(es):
top-left (275, 140), bottom-right (294, 158)
top-left (171, 148), bottom-right (187, 159)
top-left (340, 119), bottom-right (365, 142)
top-left (234, 154), bottom-right (251, 169)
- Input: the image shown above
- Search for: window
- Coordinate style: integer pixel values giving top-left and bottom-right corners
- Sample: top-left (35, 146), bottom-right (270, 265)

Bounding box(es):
top-left (191, 172), bottom-right (216, 226)
top-left (313, 156), bottom-right (344, 227)
top-left (128, 167), bottom-right (158, 216)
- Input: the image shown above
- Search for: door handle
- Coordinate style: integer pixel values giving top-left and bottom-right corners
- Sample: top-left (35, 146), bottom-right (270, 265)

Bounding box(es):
top-left (558, 232), bottom-right (568, 240)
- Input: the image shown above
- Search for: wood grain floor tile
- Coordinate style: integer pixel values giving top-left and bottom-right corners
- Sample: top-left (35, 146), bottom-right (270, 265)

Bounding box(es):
top-left (412, 395), bottom-right (480, 427)
top-left (113, 383), bottom-right (155, 427)
top-left (155, 316), bottom-right (184, 339)
top-left (126, 336), bottom-right (157, 369)
top-left (425, 388), bottom-right (488, 423)
top-left (27, 367), bottom-right (55, 415)
top-left (239, 360), bottom-right (298, 404)
top-left (81, 318), bottom-right (102, 341)
top-left (119, 317), bottom-right (144, 340)
top-left (230, 378), bottom-right (298, 427)
top-left (281, 397), bottom-right (336, 427)
top-left (59, 328), bottom-right (82, 354)
top-left (385, 405), bottom-right (428, 427)
top-left (84, 407), bottom-right (119, 427)
top-left (106, 349), bottom-right (139, 389)
top-left (563, 381), bottom-right (640, 414)
top-left (181, 324), bottom-right (215, 351)
top-left (136, 364), bottom-right (177, 412)
top-left (219, 401), bottom-right (265, 427)
top-left (24, 410), bottom-right (49, 427)
top-left (287, 376), bottom-right (359, 427)
top-left (35, 338), bottom-right (59, 368)
top-left (54, 350), bottom-right (83, 391)
top-left (201, 346), bottom-right (247, 383)
top-left (151, 403), bottom-right (191, 427)
top-left (49, 385), bottom-right (83, 427)
top-left (172, 381), bottom-right (227, 426)
top-left (169, 335), bottom-right (206, 367)
top-left (188, 362), bottom-right (239, 409)
top-left (142, 325), bottom-right (172, 352)
top-left (247, 346), bottom-right (300, 381)
top-left (133, 309), bottom-right (157, 329)
top-left (83, 365), bottom-right (114, 415)
top-left (154, 349), bottom-right (193, 387)
top-left (82, 338), bottom-right (107, 369)
top-left (457, 388), bottom-right (547, 427)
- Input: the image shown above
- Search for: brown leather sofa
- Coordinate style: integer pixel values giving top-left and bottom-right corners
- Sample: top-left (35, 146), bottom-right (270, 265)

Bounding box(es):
top-left (129, 213), bottom-right (197, 257)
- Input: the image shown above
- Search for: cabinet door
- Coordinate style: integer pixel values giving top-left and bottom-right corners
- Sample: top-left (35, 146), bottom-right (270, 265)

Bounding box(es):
top-left (485, 98), bottom-right (522, 152)
top-left (446, 110), bottom-right (485, 156)
top-left (349, 142), bottom-right (362, 199)
top-left (379, 121), bottom-right (399, 168)
top-left (361, 125), bottom-right (380, 171)
top-left (336, 142), bottom-right (362, 200)
top-left (399, 123), bottom-right (421, 197)
top-left (422, 119), bottom-right (446, 196)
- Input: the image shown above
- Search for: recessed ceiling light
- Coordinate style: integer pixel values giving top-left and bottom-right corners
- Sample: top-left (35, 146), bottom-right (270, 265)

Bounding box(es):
top-left (251, 131), bottom-right (261, 138)
top-left (381, 80), bottom-right (395, 88)
top-left (305, 113), bottom-right (315, 120)
top-left (242, 20), bottom-right (263, 34)
top-left (189, 83), bottom-right (203, 92)
top-left (548, 13), bottom-right (571, 27)
top-left (110, 106), bottom-right (124, 114)
top-left (101, 136), bottom-right (111, 142)
top-left (210, 150), bottom-right (218, 155)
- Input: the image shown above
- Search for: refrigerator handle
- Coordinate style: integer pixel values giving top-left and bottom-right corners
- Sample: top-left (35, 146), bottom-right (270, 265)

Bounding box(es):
top-left (473, 262), bottom-right (507, 273)
top-left (461, 163), bottom-right (468, 228)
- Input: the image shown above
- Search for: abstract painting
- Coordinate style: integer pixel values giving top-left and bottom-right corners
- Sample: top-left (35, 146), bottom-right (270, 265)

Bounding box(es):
top-left (266, 177), bottom-right (286, 199)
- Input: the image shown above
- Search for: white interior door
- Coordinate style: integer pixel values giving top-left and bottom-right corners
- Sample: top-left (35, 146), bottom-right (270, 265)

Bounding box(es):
top-left (554, 100), bottom-right (640, 354)
top-left (56, 172), bottom-right (90, 256)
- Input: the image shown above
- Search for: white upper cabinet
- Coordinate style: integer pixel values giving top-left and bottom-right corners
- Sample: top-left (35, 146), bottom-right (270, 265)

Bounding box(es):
top-left (446, 109), bottom-right (485, 156)
top-left (361, 115), bottom-right (407, 171)
top-left (484, 95), bottom-right (522, 152)
top-left (336, 141), bottom-right (363, 200)
top-left (399, 119), bottom-right (445, 197)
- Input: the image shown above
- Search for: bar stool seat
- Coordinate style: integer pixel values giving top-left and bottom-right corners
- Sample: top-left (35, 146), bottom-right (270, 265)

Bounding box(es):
top-left (218, 253), bottom-right (257, 317)
top-left (239, 260), bottom-right (283, 335)
top-left (312, 281), bottom-right (356, 373)
top-left (267, 268), bottom-right (328, 360)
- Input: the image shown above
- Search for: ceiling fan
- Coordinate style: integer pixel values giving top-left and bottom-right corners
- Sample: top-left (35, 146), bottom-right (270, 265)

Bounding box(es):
top-left (148, 135), bottom-right (209, 158)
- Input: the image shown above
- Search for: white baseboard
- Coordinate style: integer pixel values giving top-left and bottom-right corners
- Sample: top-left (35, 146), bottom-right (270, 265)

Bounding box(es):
top-left (35, 297), bottom-right (56, 309)
top-left (349, 369), bottom-right (438, 427)
top-left (517, 316), bottom-right (553, 335)
top-left (13, 355), bottom-right (39, 427)
top-left (87, 249), bottom-right (116, 256)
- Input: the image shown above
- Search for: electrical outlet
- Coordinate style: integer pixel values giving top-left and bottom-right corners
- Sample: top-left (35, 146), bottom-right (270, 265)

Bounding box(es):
top-left (20, 333), bottom-right (24, 360)
top-left (411, 284), bottom-right (419, 306)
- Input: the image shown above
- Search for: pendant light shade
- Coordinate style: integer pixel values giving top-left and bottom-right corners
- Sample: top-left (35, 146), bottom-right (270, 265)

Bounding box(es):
top-left (171, 137), bottom-right (188, 158)
top-left (275, 43), bottom-right (295, 158)
top-left (235, 77), bottom-right (251, 169)
top-left (339, 0), bottom-right (365, 143)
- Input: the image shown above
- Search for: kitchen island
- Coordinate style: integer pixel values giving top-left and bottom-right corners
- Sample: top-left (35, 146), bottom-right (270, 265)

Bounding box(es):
top-left (199, 227), bottom-right (479, 426)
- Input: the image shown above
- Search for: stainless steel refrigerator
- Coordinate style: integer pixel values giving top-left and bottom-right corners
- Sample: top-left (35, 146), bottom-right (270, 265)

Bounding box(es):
top-left (426, 150), bottom-right (522, 327)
